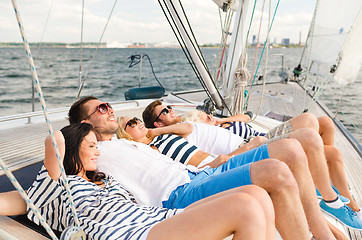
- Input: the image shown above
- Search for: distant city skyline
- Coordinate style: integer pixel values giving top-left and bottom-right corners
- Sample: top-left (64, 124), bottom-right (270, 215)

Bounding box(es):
top-left (0, 0), bottom-right (316, 45)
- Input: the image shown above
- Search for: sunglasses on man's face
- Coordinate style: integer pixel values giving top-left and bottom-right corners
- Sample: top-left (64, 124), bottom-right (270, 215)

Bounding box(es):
top-left (154, 105), bottom-right (172, 123)
top-left (124, 117), bottom-right (142, 131)
top-left (87, 103), bottom-right (113, 118)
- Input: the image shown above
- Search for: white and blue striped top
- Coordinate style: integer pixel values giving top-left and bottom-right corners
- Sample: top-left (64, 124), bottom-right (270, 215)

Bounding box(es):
top-left (223, 122), bottom-right (265, 139)
top-left (27, 165), bottom-right (181, 240)
top-left (150, 134), bottom-right (198, 165)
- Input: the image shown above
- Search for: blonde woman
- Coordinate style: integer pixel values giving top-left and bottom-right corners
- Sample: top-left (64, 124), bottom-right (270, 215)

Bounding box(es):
top-left (117, 116), bottom-right (230, 168)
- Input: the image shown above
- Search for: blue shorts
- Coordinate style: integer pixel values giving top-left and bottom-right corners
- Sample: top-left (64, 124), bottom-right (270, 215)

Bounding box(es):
top-left (162, 144), bottom-right (270, 209)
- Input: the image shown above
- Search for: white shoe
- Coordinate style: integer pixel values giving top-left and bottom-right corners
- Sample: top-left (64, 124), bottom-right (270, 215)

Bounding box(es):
top-left (357, 209), bottom-right (362, 220)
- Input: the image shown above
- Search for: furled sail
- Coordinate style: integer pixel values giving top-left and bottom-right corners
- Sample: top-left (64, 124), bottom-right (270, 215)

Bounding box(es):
top-left (304, 0), bottom-right (362, 83)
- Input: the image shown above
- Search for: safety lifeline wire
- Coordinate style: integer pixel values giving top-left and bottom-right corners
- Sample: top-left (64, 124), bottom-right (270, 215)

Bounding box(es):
top-left (11, 0), bottom-right (81, 230)
top-left (0, 158), bottom-right (58, 240)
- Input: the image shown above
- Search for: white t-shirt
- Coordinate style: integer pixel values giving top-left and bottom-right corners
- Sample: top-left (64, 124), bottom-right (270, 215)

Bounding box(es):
top-left (97, 138), bottom-right (200, 207)
top-left (185, 122), bottom-right (244, 155)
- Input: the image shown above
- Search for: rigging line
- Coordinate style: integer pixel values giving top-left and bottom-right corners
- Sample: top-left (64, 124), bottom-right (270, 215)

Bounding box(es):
top-left (76, 0), bottom-right (118, 100)
top-left (159, 0), bottom-right (202, 81)
top-left (245, 0), bottom-right (257, 50)
top-left (298, 0), bottom-right (318, 66)
top-left (11, 0), bottom-right (81, 229)
top-left (216, 10), bottom-right (234, 83)
top-left (79, 0), bottom-right (85, 88)
top-left (35, 0), bottom-right (55, 60)
top-left (301, 0), bottom-right (319, 110)
top-left (252, 0), bottom-right (271, 120)
top-left (168, 0), bottom-right (231, 114)
top-left (334, 85), bottom-right (345, 119)
top-left (304, 75), bottom-right (330, 112)
top-left (249, 0), bottom-right (266, 92)
top-left (159, 0), bottom-right (214, 104)
top-left (245, 0), bottom-right (281, 110)
top-left (173, 0), bottom-right (209, 72)
top-left (224, 0), bottom-right (245, 95)
top-left (0, 158), bottom-right (58, 240)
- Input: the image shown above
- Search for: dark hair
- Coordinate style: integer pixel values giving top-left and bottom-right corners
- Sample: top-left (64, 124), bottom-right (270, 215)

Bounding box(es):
top-left (60, 123), bottom-right (105, 182)
top-left (142, 100), bottom-right (163, 128)
top-left (68, 96), bottom-right (98, 124)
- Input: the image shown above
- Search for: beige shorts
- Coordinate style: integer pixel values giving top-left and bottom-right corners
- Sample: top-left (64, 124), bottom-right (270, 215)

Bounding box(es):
top-left (265, 121), bottom-right (294, 143)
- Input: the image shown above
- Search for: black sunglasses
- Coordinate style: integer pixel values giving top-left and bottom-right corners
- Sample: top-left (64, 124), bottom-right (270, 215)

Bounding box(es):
top-left (87, 103), bottom-right (112, 118)
top-left (124, 117), bottom-right (142, 131)
top-left (154, 105), bottom-right (172, 123)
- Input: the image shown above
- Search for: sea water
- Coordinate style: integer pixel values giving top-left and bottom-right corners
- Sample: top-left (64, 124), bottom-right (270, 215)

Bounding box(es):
top-left (0, 47), bottom-right (360, 143)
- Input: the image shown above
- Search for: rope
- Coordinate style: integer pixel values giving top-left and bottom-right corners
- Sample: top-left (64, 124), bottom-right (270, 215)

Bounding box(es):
top-left (127, 54), bottom-right (165, 90)
top-left (245, 0), bottom-right (281, 110)
top-left (159, 0), bottom-right (231, 114)
top-left (34, 0), bottom-right (55, 60)
top-left (0, 158), bottom-right (58, 240)
top-left (231, 53), bottom-right (249, 114)
top-left (251, 0), bottom-right (271, 120)
top-left (11, 0), bottom-right (81, 229)
top-left (79, 0), bottom-right (85, 89)
top-left (249, 0), bottom-right (266, 92)
top-left (215, 8), bottom-right (233, 83)
top-left (334, 85), bottom-right (345, 118)
top-left (76, 0), bottom-right (118, 99)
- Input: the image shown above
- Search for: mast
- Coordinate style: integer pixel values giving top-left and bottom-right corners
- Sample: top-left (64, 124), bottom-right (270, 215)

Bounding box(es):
top-left (222, 0), bottom-right (253, 115)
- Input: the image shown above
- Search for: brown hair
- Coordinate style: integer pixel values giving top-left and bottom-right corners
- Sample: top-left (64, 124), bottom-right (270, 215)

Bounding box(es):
top-left (142, 100), bottom-right (162, 128)
top-left (68, 96), bottom-right (98, 124)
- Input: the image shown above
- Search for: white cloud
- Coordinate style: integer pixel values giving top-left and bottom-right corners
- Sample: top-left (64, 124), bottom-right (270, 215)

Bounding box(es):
top-left (0, 0), bottom-right (315, 44)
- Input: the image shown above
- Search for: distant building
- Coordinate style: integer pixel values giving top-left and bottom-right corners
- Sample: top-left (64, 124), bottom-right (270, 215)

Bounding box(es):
top-left (281, 38), bottom-right (290, 46)
top-left (252, 35), bottom-right (256, 45)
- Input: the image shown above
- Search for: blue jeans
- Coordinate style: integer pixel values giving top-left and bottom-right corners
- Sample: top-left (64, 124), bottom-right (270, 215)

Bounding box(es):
top-left (162, 144), bottom-right (270, 209)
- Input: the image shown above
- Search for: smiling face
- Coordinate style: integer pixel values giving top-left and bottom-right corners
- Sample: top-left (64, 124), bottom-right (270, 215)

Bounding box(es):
top-left (83, 99), bottom-right (119, 140)
top-left (122, 117), bottom-right (148, 142)
top-left (78, 131), bottom-right (100, 176)
top-left (153, 104), bottom-right (181, 127)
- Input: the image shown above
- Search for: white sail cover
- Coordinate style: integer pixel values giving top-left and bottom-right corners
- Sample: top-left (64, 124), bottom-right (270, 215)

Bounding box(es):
top-left (333, 10), bottom-right (362, 85)
top-left (305, 0), bottom-right (362, 83)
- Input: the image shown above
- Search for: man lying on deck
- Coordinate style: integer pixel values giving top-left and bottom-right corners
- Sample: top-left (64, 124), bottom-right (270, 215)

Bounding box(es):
top-left (182, 108), bottom-right (362, 221)
top-left (142, 100), bottom-right (362, 229)
top-left (68, 96), bottom-right (349, 239)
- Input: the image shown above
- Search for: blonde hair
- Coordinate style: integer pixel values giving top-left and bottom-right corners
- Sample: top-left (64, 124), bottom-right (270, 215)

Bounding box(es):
top-left (116, 116), bottom-right (134, 141)
top-left (181, 109), bottom-right (205, 123)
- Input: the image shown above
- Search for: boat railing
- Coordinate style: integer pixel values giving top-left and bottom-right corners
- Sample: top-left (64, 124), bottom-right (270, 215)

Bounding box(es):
top-left (0, 100), bottom-right (141, 127)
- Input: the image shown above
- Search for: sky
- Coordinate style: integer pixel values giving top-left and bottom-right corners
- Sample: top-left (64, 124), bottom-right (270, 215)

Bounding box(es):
top-left (0, 0), bottom-right (316, 45)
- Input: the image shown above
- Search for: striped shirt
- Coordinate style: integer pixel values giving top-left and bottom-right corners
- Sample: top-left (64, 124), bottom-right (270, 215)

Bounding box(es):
top-left (150, 134), bottom-right (199, 165)
top-left (222, 122), bottom-right (265, 140)
top-left (27, 165), bottom-right (181, 240)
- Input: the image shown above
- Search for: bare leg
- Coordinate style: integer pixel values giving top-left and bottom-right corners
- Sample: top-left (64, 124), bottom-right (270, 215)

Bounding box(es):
top-left (249, 159), bottom-right (310, 240)
top-left (318, 116), bottom-right (335, 145)
top-left (319, 116), bottom-right (361, 213)
top-left (287, 128), bottom-right (337, 201)
top-left (147, 189), bottom-right (272, 240)
top-left (188, 185), bottom-right (276, 238)
top-left (267, 138), bottom-right (336, 240)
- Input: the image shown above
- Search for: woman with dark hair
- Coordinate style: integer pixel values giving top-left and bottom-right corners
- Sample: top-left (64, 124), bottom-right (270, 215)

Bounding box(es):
top-left (1, 123), bottom-right (277, 240)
